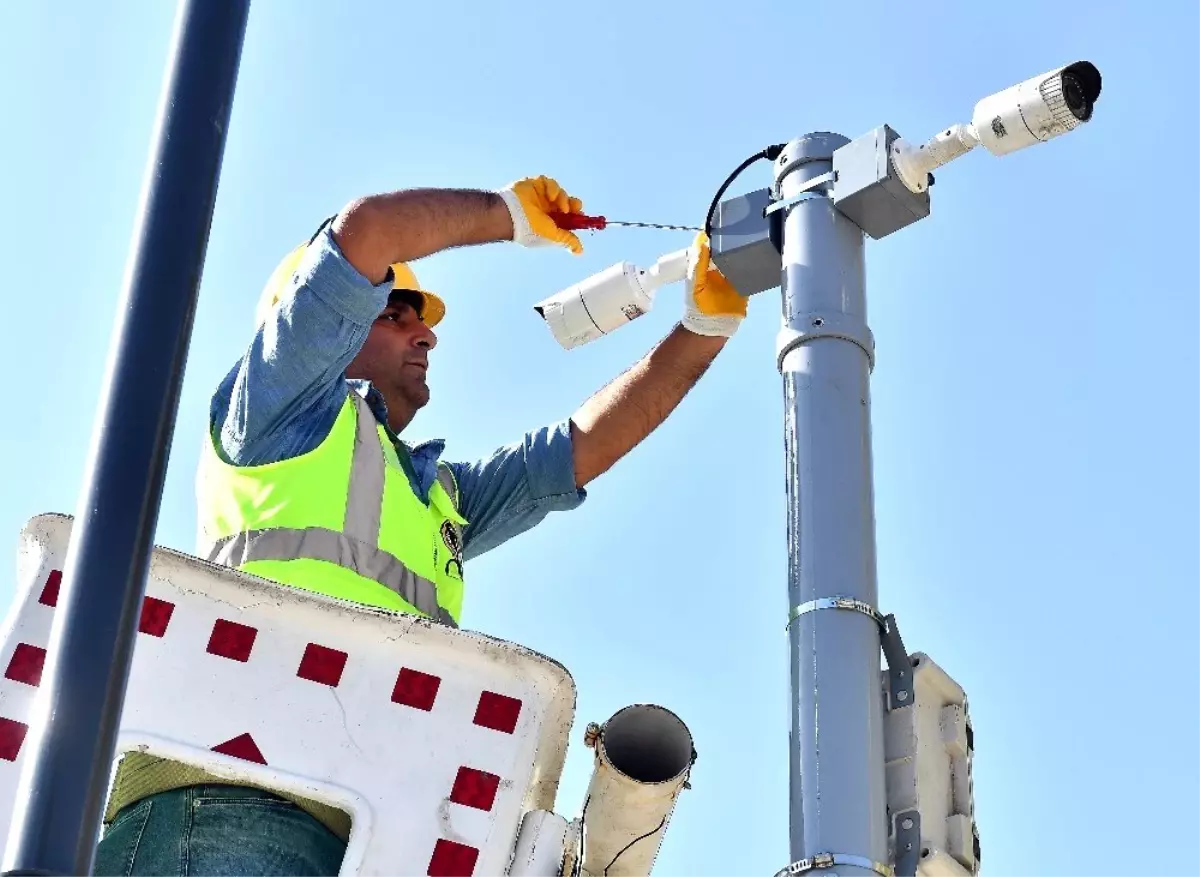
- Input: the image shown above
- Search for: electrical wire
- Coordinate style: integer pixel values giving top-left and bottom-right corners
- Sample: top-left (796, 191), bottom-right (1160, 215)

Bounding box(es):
top-left (572, 794), bottom-right (589, 877)
top-left (703, 142), bottom-right (788, 239)
top-left (602, 814), bottom-right (669, 875)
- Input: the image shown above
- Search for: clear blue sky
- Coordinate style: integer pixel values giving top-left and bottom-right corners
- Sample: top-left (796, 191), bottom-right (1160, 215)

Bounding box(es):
top-left (2, 2), bottom-right (1197, 875)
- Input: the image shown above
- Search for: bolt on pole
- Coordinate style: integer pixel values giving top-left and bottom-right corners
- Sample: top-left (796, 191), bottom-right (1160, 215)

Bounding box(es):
top-left (1, 0), bottom-right (250, 872)
top-left (777, 133), bottom-right (889, 876)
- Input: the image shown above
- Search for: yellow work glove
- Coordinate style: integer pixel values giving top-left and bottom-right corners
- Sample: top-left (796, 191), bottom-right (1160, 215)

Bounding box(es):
top-left (681, 231), bottom-right (747, 337)
top-left (498, 175), bottom-right (586, 255)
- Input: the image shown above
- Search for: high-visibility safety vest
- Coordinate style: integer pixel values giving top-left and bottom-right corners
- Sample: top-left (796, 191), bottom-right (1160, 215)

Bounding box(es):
top-left (196, 392), bottom-right (468, 626)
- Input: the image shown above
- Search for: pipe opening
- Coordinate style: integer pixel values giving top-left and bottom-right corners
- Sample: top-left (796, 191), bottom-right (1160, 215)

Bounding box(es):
top-left (602, 705), bottom-right (693, 784)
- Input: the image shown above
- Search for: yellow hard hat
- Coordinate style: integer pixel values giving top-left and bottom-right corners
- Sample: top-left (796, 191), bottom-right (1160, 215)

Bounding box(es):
top-left (255, 244), bottom-right (446, 328)
top-left (387, 261), bottom-right (446, 328)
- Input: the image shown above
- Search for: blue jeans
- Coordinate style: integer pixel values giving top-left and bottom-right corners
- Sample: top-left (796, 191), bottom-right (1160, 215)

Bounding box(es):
top-left (94, 784), bottom-right (346, 876)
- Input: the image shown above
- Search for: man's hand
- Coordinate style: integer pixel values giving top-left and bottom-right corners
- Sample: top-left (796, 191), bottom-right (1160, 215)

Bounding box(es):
top-left (681, 231), bottom-right (747, 338)
top-left (498, 176), bottom-right (587, 255)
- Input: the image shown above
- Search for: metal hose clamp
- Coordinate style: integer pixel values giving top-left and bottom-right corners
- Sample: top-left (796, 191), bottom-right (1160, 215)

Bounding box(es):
top-left (787, 596), bottom-right (885, 630)
top-left (774, 852), bottom-right (895, 877)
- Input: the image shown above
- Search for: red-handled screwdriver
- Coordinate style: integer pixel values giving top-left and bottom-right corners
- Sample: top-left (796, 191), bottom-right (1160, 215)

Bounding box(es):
top-left (549, 212), bottom-right (701, 233)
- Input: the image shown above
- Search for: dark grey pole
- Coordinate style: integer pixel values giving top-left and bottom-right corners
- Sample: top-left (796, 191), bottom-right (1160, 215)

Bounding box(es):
top-left (2, 0), bottom-right (250, 871)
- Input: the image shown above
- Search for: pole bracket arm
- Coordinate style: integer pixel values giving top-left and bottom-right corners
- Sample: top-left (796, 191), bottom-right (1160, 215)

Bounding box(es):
top-left (773, 852), bottom-right (895, 877)
top-left (776, 314), bottom-right (876, 373)
top-left (881, 613), bottom-right (914, 710)
top-left (892, 809), bottom-right (922, 877)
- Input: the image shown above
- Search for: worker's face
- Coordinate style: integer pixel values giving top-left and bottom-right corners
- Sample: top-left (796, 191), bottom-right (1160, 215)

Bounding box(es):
top-left (347, 292), bottom-right (438, 414)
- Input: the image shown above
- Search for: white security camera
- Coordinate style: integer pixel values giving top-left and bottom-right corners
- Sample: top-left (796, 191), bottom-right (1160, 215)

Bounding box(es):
top-left (891, 61), bottom-right (1102, 193)
top-left (534, 248), bottom-right (689, 350)
top-left (973, 61), bottom-right (1101, 155)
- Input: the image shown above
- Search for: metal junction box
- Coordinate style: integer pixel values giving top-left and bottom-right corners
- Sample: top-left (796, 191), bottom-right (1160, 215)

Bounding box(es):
top-left (833, 124), bottom-right (931, 240)
top-left (710, 186), bottom-right (781, 296)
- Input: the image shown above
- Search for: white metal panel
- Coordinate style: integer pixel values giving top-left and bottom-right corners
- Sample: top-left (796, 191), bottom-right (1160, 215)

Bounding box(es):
top-left (883, 652), bottom-right (979, 876)
top-left (0, 514), bottom-right (576, 876)
top-left (507, 810), bottom-right (568, 876)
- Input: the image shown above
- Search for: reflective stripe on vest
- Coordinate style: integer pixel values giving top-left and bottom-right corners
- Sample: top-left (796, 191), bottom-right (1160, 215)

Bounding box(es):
top-left (201, 394), bottom-right (459, 627)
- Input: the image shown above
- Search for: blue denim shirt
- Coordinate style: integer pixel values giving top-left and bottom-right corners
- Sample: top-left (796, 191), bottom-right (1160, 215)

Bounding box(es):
top-left (208, 223), bottom-right (586, 562)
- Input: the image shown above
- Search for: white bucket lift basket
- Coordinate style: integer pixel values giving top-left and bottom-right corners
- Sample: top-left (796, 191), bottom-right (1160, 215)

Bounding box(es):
top-left (0, 514), bottom-right (577, 875)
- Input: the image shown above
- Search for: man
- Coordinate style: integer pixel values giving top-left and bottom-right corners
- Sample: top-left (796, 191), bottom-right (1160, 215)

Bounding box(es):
top-left (94, 176), bottom-right (748, 875)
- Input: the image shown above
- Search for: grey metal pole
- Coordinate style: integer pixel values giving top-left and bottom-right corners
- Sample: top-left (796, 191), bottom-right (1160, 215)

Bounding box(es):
top-left (777, 133), bottom-right (889, 875)
top-left (2, 0), bottom-right (250, 872)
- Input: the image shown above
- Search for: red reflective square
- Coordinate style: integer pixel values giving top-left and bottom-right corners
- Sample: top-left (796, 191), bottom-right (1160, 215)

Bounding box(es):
top-left (473, 691), bottom-right (522, 734)
top-left (297, 643), bottom-right (348, 687)
top-left (0, 717), bottom-right (29, 761)
top-left (206, 619), bottom-right (258, 662)
top-left (392, 667), bottom-right (441, 711)
top-left (139, 596), bottom-right (175, 637)
top-left (427, 838), bottom-right (479, 877)
top-left (449, 766), bottom-right (500, 812)
top-left (38, 570), bottom-right (62, 607)
top-left (4, 643), bottom-right (46, 687)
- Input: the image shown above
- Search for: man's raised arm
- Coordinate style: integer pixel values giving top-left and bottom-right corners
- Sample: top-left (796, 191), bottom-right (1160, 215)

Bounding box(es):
top-left (333, 176), bottom-right (588, 284)
top-left (567, 234), bottom-right (750, 488)
top-left (211, 176), bottom-right (589, 466)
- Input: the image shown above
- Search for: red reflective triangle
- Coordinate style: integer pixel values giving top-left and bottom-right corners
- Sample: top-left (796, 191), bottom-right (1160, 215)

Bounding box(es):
top-left (211, 732), bottom-right (267, 765)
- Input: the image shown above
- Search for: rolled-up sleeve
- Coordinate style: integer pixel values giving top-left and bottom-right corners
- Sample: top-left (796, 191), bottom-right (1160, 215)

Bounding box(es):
top-left (295, 222), bottom-right (393, 326)
top-left (212, 223), bottom-right (393, 466)
top-left (450, 419), bottom-right (587, 561)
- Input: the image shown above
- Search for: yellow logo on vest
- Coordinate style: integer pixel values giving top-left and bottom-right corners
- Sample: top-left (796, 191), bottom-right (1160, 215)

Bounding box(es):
top-left (441, 520), bottom-right (464, 580)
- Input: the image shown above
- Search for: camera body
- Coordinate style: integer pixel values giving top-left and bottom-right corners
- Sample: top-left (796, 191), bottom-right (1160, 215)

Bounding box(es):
top-left (971, 61), bottom-right (1101, 156)
top-left (534, 262), bottom-right (654, 351)
top-left (534, 248), bottom-right (690, 350)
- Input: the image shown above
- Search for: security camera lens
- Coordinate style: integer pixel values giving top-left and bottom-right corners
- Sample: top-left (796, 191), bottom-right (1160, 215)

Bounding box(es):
top-left (1060, 61), bottom-right (1101, 123)
top-left (1062, 72), bottom-right (1091, 121)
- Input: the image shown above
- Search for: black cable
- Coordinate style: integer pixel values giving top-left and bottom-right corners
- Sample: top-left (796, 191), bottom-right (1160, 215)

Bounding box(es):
top-left (703, 142), bottom-right (788, 240)
top-left (573, 794), bottom-right (589, 877)
top-left (602, 814), bottom-right (669, 876)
